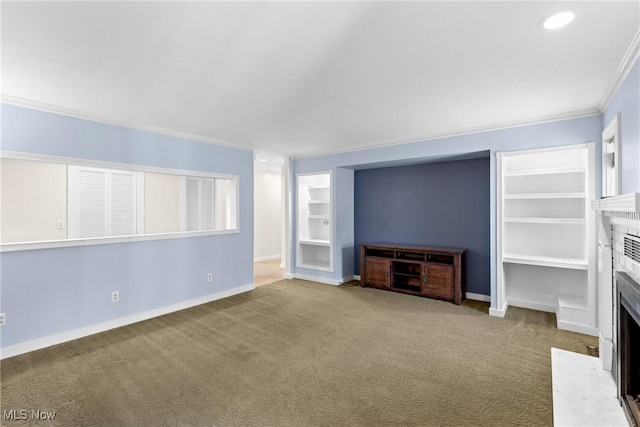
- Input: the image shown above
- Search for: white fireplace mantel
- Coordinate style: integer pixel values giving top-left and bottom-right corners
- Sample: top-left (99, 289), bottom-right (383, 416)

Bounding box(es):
top-left (593, 193), bottom-right (640, 375)
top-left (592, 193), bottom-right (640, 213)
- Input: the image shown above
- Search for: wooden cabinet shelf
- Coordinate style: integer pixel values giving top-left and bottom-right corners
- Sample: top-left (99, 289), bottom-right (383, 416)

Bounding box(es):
top-left (360, 243), bottom-right (465, 305)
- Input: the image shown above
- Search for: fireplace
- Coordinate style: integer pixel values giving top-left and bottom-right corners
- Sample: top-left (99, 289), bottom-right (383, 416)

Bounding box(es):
top-left (617, 271), bottom-right (640, 426)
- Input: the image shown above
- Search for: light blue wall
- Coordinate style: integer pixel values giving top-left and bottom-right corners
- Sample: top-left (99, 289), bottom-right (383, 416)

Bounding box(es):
top-left (0, 104), bottom-right (254, 350)
top-left (294, 115), bottom-right (602, 306)
top-left (603, 58), bottom-right (640, 193)
top-left (336, 167), bottom-right (355, 280)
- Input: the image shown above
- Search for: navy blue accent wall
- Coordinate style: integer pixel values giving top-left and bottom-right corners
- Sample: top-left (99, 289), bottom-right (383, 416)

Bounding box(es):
top-left (354, 157), bottom-right (490, 295)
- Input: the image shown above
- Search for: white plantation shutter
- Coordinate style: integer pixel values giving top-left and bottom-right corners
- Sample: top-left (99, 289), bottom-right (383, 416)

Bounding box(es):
top-left (110, 172), bottom-right (136, 236)
top-left (69, 166), bottom-right (138, 238)
top-left (201, 179), bottom-right (214, 230)
top-left (78, 169), bottom-right (107, 238)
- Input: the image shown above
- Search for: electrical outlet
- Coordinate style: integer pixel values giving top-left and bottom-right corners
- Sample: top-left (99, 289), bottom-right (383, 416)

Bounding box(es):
top-left (111, 291), bottom-right (119, 302)
top-left (0, 313), bottom-right (5, 327)
top-left (207, 273), bottom-right (213, 282)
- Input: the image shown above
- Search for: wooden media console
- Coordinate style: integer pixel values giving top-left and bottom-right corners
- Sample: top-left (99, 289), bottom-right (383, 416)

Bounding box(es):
top-left (360, 243), bottom-right (465, 305)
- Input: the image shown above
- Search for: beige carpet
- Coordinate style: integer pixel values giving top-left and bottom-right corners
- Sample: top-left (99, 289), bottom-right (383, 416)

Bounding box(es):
top-left (1, 279), bottom-right (597, 426)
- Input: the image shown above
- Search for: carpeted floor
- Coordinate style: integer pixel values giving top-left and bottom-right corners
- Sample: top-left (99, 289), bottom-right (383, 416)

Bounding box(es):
top-left (1, 279), bottom-right (597, 426)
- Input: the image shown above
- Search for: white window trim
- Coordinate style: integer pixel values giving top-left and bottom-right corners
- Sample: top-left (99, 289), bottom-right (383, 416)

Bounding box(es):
top-left (602, 114), bottom-right (621, 198)
top-left (0, 151), bottom-right (240, 252)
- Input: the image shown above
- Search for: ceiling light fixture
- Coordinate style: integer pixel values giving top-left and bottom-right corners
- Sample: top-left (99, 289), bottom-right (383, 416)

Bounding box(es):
top-left (542, 11), bottom-right (575, 30)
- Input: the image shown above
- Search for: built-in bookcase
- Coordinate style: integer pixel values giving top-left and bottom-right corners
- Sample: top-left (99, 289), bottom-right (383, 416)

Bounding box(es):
top-left (495, 143), bottom-right (596, 335)
top-left (296, 172), bottom-right (333, 271)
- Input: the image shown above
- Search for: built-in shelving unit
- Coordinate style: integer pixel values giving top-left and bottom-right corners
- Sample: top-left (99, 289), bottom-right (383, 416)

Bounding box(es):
top-left (296, 172), bottom-right (332, 271)
top-left (495, 143), bottom-right (596, 336)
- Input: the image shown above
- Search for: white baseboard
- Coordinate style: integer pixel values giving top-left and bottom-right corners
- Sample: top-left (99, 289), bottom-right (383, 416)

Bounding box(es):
top-left (508, 298), bottom-right (555, 314)
top-left (599, 333), bottom-right (613, 371)
top-left (0, 284), bottom-right (255, 360)
top-left (254, 254), bottom-right (280, 263)
top-left (341, 275), bottom-right (357, 284)
top-left (466, 292), bottom-right (490, 302)
top-left (489, 300), bottom-right (508, 318)
top-left (557, 321), bottom-right (599, 337)
top-left (292, 273), bottom-right (342, 286)
top-left (489, 307), bottom-right (507, 318)
top-left (286, 274), bottom-right (357, 286)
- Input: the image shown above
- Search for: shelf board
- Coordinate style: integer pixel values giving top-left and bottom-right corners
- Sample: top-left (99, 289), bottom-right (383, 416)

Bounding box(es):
top-left (502, 254), bottom-right (587, 270)
top-left (298, 260), bottom-right (331, 269)
top-left (504, 192), bottom-right (585, 199)
top-left (504, 217), bottom-right (585, 224)
top-left (504, 167), bottom-right (585, 177)
top-left (308, 200), bottom-right (330, 204)
top-left (299, 239), bottom-right (330, 247)
top-left (557, 294), bottom-right (587, 310)
top-left (308, 185), bottom-right (330, 189)
top-left (309, 215), bottom-right (330, 219)
top-left (393, 272), bottom-right (421, 278)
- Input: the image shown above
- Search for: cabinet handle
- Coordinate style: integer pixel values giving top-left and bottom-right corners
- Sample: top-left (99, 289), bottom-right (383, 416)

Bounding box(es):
top-left (422, 275), bottom-right (426, 283)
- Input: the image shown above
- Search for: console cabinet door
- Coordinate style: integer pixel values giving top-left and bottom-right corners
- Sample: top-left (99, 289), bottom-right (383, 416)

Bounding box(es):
top-left (422, 264), bottom-right (453, 300)
top-left (365, 258), bottom-right (390, 288)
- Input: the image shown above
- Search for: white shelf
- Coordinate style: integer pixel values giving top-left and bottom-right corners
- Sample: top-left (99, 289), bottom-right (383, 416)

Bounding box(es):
top-left (557, 295), bottom-right (589, 330)
top-left (504, 217), bottom-right (585, 224)
top-left (557, 294), bottom-right (587, 310)
top-left (504, 167), bottom-right (585, 177)
top-left (299, 239), bottom-right (330, 247)
top-left (298, 260), bottom-right (332, 270)
top-left (297, 172), bottom-right (333, 273)
top-left (504, 193), bottom-right (585, 199)
top-left (502, 254), bottom-right (587, 270)
top-left (309, 215), bottom-right (330, 219)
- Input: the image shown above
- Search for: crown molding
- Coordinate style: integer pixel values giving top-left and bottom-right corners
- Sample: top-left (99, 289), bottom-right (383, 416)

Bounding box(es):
top-left (0, 94), bottom-right (253, 152)
top-left (598, 29), bottom-right (640, 113)
top-left (293, 108), bottom-right (601, 160)
top-left (1, 95), bottom-right (602, 162)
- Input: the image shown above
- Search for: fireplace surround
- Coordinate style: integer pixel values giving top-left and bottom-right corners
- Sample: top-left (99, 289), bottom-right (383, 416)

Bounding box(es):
top-left (617, 271), bottom-right (640, 426)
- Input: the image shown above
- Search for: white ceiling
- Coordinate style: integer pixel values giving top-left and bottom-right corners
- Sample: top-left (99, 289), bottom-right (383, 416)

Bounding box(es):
top-left (2, 1), bottom-right (639, 158)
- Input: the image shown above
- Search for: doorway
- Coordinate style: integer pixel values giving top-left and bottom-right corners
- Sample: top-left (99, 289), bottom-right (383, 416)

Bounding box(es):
top-left (254, 150), bottom-right (285, 286)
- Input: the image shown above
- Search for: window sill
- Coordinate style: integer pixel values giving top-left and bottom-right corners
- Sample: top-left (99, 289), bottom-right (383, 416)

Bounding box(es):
top-left (0, 229), bottom-right (240, 252)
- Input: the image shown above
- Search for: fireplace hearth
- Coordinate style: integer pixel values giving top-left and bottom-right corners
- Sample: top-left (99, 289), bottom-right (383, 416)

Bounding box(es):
top-left (617, 271), bottom-right (640, 427)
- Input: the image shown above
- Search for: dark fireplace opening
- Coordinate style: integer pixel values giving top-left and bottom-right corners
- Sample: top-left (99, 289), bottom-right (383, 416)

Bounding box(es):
top-left (617, 272), bottom-right (640, 426)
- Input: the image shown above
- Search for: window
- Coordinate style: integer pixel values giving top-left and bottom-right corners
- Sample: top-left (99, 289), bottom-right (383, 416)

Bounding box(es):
top-left (1, 153), bottom-right (240, 250)
top-left (602, 114), bottom-right (621, 198)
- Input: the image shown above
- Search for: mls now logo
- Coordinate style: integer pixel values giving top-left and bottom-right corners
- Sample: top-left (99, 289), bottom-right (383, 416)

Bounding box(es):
top-left (3, 409), bottom-right (57, 421)
top-left (3, 410), bottom-right (27, 420)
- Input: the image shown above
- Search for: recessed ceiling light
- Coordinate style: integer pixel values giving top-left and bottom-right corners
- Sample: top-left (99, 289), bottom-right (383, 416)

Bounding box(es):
top-left (543, 11), bottom-right (575, 30)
